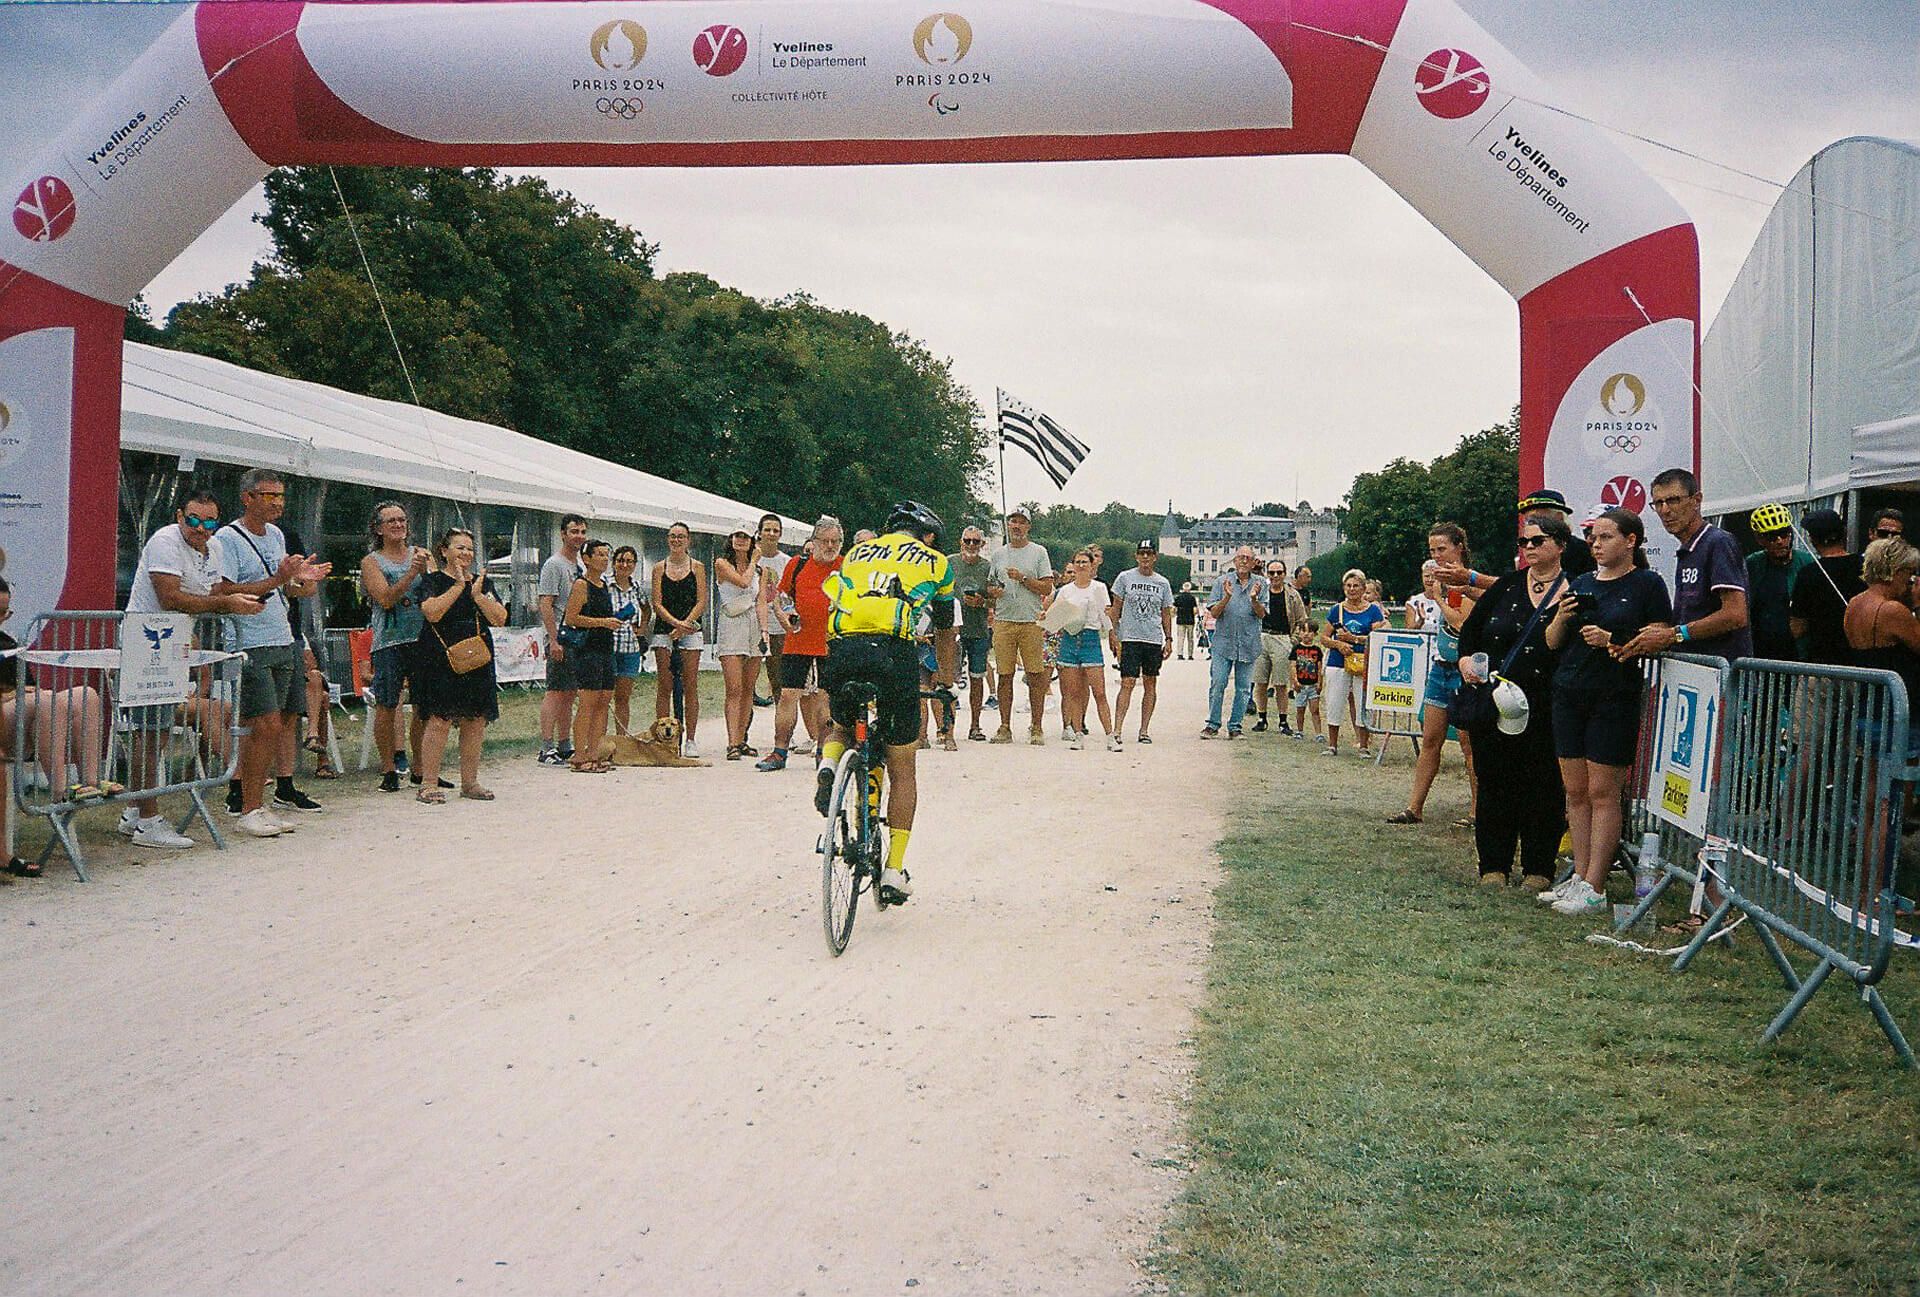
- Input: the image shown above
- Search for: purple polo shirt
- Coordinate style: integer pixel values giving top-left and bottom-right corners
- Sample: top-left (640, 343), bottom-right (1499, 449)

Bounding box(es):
top-left (1672, 522), bottom-right (1751, 661)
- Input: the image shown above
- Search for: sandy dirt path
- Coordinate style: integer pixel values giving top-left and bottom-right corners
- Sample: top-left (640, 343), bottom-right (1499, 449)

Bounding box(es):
top-left (1, 660), bottom-right (1227, 1296)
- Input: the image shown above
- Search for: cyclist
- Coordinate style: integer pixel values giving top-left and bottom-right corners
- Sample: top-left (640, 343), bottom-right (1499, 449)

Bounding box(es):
top-left (815, 500), bottom-right (957, 906)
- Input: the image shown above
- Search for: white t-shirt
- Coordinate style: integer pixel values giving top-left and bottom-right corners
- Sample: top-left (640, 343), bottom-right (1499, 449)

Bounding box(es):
top-left (759, 551), bottom-right (794, 617)
top-left (1050, 580), bottom-right (1110, 634)
top-left (1406, 594), bottom-right (1442, 631)
top-left (126, 523), bottom-right (221, 615)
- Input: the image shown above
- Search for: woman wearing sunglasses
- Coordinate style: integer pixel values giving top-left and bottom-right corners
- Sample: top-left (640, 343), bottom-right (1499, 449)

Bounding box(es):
top-left (1456, 515), bottom-right (1570, 889)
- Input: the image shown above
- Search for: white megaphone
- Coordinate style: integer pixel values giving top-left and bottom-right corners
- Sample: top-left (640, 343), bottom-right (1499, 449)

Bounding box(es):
top-left (1491, 676), bottom-right (1531, 735)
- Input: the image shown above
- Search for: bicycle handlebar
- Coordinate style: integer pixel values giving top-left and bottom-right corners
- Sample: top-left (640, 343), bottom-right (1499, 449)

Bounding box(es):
top-left (919, 686), bottom-right (957, 728)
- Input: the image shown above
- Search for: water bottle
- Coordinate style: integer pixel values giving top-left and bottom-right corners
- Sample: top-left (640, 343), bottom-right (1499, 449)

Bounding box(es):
top-left (867, 765), bottom-right (884, 818)
top-left (1635, 831), bottom-right (1661, 900)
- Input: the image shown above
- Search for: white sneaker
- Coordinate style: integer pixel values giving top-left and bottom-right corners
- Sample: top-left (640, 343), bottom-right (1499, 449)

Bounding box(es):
top-left (880, 866), bottom-right (913, 899)
top-left (1536, 874), bottom-right (1576, 904)
top-left (235, 808), bottom-right (286, 838)
top-left (117, 807), bottom-right (140, 838)
top-left (1067, 729), bottom-right (1084, 751)
top-left (1106, 733), bottom-right (1122, 752)
top-left (267, 810), bottom-right (299, 834)
top-left (130, 816), bottom-right (194, 850)
top-left (681, 739), bottom-right (701, 760)
top-left (1551, 877), bottom-right (1608, 916)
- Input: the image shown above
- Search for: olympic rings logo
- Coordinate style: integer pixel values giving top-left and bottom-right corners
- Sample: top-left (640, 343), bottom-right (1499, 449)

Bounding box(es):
top-left (1603, 434), bottom-right (1642, 452)
top-left (596, 97), bottom-right (644, 119)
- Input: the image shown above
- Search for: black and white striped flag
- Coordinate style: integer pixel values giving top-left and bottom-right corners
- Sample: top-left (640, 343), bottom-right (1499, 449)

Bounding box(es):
top-left (997, 388), bottom-right (1090, 490)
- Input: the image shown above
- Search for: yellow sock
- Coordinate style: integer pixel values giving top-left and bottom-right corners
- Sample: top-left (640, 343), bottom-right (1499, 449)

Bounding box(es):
top-left (887, 826), bottom-right (911, 872)
top-left (822, 739), bottom-right (847, 766)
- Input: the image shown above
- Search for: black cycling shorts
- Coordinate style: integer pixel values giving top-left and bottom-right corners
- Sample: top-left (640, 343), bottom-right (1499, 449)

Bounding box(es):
top-left (823, 634), bottom-right (922, 748)
top-left (1551, 686), bottom-right (1642, 768)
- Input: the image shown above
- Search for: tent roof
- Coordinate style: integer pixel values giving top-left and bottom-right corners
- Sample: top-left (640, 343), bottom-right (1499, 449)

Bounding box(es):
top-left (120, 342), bottom-right (808, 539)
top-left (1701, 136), bottom-right (1920, 513)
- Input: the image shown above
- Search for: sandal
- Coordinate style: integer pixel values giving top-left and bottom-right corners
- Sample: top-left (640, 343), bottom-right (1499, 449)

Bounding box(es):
top-left (726, 744), bottom-right (744, 762)
top-left (6, 856), bottom-right (43, 878)
top-left (1660, 912), bottom-right (1708, 936)
top-left (1385, 809), bottom-right (1422, 825)
top-left (303, 736), bottom-right (327, 756)
top-left (461, 786), bottom-right (495, 801)
top-left (313, 757), bottom-right (340, 779)
top-left (416, 789), bottom-right (446, 805)
top-left (1453, 817), bottom-right (1476, 830)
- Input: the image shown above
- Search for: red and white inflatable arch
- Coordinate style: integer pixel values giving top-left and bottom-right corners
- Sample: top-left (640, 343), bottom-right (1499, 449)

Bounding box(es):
top-left (0, 0), bottom-right (1698, 624)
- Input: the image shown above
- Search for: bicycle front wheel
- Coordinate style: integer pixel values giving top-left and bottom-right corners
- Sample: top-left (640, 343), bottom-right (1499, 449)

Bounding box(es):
top-left (820, 752), bottom-right (864, 956)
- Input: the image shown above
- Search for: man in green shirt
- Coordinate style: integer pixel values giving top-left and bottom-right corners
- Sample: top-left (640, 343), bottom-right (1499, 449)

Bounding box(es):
top-left (1744, 502), bottom-right (1813, 661)
top-left (948, 524), bottom-right (997, 740)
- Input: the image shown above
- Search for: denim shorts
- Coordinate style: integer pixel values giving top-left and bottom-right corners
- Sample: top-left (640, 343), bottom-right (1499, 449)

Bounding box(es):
top-left (960, 635), bottom-right (990, 675)
top-left (1056, 628), bottom-right (1104, 669)
top-left (1424, 659), bottom-right (1462, 710)
top-left (370, 641), bottom-right (417, 709)
top-left (613, 650), bottom-right (643, 679)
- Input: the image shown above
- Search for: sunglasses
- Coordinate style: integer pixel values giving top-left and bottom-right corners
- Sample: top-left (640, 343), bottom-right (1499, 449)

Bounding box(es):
top-left (963, 538), bottom-right (984, 545)
top-left (1875, 528), bottom-right (1903, 538)
top-left (1518, 535), bottom-right (1552, 548)
top-left (182, 515), bottom-right (220, 530)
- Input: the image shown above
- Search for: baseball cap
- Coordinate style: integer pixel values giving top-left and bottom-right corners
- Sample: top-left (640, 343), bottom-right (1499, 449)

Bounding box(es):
top-left (1802, 507), bottom-right (1845, 547)
top-left (1006, 506), bottom-right (1031, 521)
top-left (1517, 489), bottom-right (1571, 514)
top-left (1492, 678), bottom-right (1531, 735)
top-left (1136, 538), bottom-right (1157, 553)
top-left (1581, 503), bottom-right (1607, 529)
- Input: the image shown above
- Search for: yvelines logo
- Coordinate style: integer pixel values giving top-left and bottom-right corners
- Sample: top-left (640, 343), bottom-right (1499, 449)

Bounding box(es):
top-left (1599, 475), bottom-right (1648, 514)
top-left (13, 177), bottom-right (76, 243)
top-left (1414, 48), bottom-right (1490, 119)
top-left (1600, 373), bottom-right (1647, 418)
top-left (590, 20), bottom-right (648, 70)
top-left (914, 13), bottom-right (972, 65)
top-left (694, 24), bottom-right (748, 77)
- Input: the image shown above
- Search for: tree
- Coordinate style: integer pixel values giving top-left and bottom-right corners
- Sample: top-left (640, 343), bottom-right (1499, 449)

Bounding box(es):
top-left (1428, 406), bottom-right (1521, 571)
top-left (1336, 406), bottom-right (1520, 596)
top-left (135, 166), bottom-right (993, 531)
top-left (1343, 457), bottom-right (1437, 597)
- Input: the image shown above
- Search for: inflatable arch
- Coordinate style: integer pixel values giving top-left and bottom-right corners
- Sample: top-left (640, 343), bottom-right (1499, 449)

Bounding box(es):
top-left (0, 0), bottom-right (1699, 625)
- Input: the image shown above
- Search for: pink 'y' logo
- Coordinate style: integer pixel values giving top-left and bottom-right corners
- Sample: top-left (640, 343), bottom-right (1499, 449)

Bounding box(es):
top-left (1599, 476), bottom-right (1647, 514)
top-left (1414, 48), bottom-right (1491, 119)
top-left (693, 24), bottom-right (748, 76)
top-left (13, 176), bottom-right (77, 242)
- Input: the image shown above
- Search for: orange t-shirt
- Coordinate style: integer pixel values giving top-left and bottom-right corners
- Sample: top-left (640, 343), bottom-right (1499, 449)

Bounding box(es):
top-left (780, 553), bottom-right (843, 656)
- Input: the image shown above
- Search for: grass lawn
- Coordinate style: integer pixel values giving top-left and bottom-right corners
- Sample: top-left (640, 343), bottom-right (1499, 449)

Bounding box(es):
top-left (1151, 732), bottom-right (1920, 1296)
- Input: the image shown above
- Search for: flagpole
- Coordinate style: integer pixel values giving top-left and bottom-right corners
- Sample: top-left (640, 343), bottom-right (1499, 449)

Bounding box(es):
top-left (996, 388), bottom-right (1008, 534)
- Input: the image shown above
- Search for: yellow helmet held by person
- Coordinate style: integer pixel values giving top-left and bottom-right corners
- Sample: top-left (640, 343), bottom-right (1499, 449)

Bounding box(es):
top-left (1750, 503), bottom-right (1793, 536)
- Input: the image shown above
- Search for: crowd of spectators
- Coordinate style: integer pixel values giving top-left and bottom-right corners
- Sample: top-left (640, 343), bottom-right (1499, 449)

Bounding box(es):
top-left (6, 460), bottom-right (1917, 896)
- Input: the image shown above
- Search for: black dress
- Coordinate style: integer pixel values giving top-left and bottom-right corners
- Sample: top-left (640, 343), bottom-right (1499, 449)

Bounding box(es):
top-left (569, 577), bottom-right (617, 692)
top-left (415, 573), bottom-right (500, 722)
top-left (1457, 568), bottom-right (1567, 881)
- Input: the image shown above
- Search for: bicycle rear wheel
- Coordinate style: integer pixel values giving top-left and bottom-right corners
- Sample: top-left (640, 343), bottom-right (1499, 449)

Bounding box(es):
top-left (820, 752), bottom-right (864, 955)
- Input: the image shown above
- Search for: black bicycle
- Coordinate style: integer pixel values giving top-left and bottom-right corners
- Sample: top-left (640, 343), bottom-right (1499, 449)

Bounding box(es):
top-left (820, 682), bottom-right (955, 955)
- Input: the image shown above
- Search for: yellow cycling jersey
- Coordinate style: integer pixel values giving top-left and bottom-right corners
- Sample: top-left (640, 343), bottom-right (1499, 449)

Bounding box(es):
top-left (826, 531), bottom-right (956, 639)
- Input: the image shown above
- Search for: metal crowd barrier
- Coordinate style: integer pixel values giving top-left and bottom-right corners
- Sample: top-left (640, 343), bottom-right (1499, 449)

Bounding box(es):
top-left (1700, 660), bottom-right (1916, 1065)
top-left (10, 611), bottom-right (243, 881)
top-left (1615, 652), bottom-right (1731, 928)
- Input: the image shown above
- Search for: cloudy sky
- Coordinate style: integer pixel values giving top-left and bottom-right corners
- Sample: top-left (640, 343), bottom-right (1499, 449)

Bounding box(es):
top-left (2, 0), bottom-right (1915, 516)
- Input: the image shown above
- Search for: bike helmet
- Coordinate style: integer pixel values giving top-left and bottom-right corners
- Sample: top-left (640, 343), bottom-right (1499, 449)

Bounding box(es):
top-left (884, 499), bottom-right (945, 544)
top-left (1750, 502), bottom-right (1793, 536)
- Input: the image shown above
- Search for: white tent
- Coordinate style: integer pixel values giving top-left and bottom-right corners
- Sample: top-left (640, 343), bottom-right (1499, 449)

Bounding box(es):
top-left (120, 341), bottom-right (809, 539)
top-left (1701, 136), bottom-right (1920, 515)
